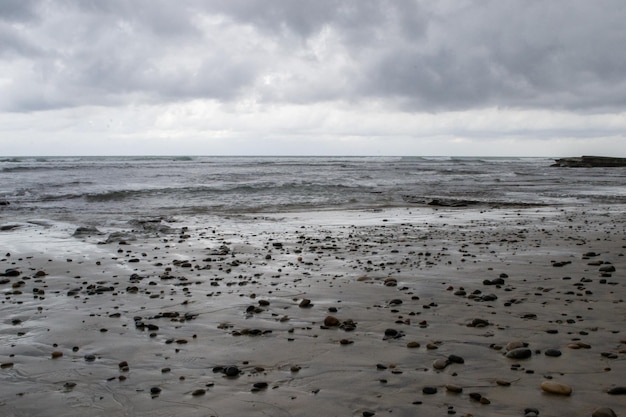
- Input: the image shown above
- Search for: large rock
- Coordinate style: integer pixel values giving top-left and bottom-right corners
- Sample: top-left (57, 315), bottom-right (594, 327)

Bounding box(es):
top-left (552, 156), bottom-right (626, 167)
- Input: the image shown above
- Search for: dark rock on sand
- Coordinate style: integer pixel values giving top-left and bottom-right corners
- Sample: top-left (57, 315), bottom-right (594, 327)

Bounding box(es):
top-left (448, 354), bottom-right (465, 364)
top-left (599, 265), bottom-right (616, 273)
top-left (506, 348), bottom-right (532, 359)
top-left (383, 328), bottom-right (404, 339)
top-left (223, 366), bottom-right (241, 377)
top-left (299, 298), bottom-right (313, 308)
top-left (606, 386), bottom-right (626, 395)
top-left (524, 407), bottom-right (540, 417)
top-left (544, 348), bottom-right (562, 357)
top-left (73, 226), bottom-right (103, 236)
top-left (467, 318), bottom-right (490, 327)
top-left (422, 386), bottom-right (438, 394)
top-left (324, 316), bottom-right (341, 327)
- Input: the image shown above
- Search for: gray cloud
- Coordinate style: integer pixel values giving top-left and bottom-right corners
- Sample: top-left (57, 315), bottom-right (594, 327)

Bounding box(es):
top-left (1, 0), bottom-right (625, 113)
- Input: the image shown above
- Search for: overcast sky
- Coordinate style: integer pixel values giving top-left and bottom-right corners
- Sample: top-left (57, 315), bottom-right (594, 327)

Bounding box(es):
top-left (1, 0), bottom-right (626, 156)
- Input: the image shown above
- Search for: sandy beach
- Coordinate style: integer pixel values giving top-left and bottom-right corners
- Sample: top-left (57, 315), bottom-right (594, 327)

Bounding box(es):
top-left (1, 205), bottom-right (624, 417)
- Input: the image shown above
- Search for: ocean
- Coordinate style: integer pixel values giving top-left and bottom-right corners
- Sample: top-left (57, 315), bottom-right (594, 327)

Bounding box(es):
top-left (1, 155), bottom-right (625, 227)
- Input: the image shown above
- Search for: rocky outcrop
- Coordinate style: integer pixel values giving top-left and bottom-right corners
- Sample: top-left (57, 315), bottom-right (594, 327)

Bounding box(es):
top-left (552, 156), bottom-right (626, 167)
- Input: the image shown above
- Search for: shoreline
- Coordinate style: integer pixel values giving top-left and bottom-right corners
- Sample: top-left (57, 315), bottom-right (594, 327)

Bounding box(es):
top-left (1, 206), bottom-right (625, 416)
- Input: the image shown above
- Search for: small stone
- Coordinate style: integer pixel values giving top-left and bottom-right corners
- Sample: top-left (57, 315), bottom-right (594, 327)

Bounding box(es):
top-left (150, 386), bottom-right (162, 395)
top-left (544, 348), bottom-right (562, 357)
top-left (339, 339), bottom-right (353, 345)
top-left (505, 341), bottom-right (526, 351)
top-left (223, 366), bottom-right (240, 377)
top-left (63, 382), bottom-right (77, 389)
top-left (607, 386), bottom-right (626, 395)
top-left (407, 341), bottom-right (420, 348)
top-left (84, 354), bottom-right (96, 362)
top-left (446, 384), bottom-right (463, 393)
top-left (383, 328), bottom-right (403, 339)
top-left (506, 348), bottom-right (532, 359)
top-left (524, 407), bottom-right (539, 416)
top-left (599, 265), bottom-right (616, 273)
top-left (468, 318), bottom-right (490, 327)
top-left (540, 381), bottom-right (572, 396)
top-left (448, 354), bottom-right (464, 364)
top-left (363, 412), bottom-right (375, 417)
top-left (422, 386), bottom-right (438, 394)
top-left (433, 358), bottom-right (449, 370)
top-left (469, 392), bottom-right (482, 401)
top-left (324, 316), bottom-right (340, 327)
top-left (192, 389), bottom-right (206, 396)
top-left (51, 351), bottom-right (63, 359)
top-left (496, 379), bottom-right (511, 386)
top-left (252, 382), bottom-right (268, 390)
top-left (299, 299), bottom-right (312, 308)
top-left (592, 407), bottom-right (617, 417)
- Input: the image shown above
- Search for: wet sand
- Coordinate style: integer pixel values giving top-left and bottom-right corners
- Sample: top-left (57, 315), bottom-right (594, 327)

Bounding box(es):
top-left (1, 206), bottom-right (625, 417)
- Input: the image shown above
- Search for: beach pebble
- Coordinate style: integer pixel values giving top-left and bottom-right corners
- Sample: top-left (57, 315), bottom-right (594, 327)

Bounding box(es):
top-left (422, 386), bottom-right (438, 394)
top-left (51, 351), bottom-right (63, 359)
top-left (524, 407), bottom-right (539, 417)
top-left (606, 386), bottom-right (626, 395)
top-left (433, 358), bottom-right (449, 370)
top-left (468, 318), bottom-right (490, 327)
top-left (252, 382), bottom-right (268, 391)
top-left (299, 299), bottom-right (312, 308)
top-left (406, 341), bottom-right (420, 348)
top-left (540, 381), bottom-right (572, 395)
top-left (150, 386), bottom-right (162, 395)
top-left (505, 341), bottom-right (526, 351)
top-left (544, 348), bottom-right (562, 357)
top-left (223, 366), bottom-right (241, 377)
top-left (599, 265), bottom-right (616, 273)
top-left (384, 277), bottom-right (397, 287)
top-left (469, 392), bottom-right (482, 401)
top-left (448, 354), bottom-right (464, 364)
top-left (506, 348), bottom-right (532, 359)
top-left (324, 316), bottom-right (340, 327)
top-left (446, 384), bottom-right (463, 393)
top-left (383, 328), bottom-right (403, 339)
top-left (592, 407), bottom-right (617, 417)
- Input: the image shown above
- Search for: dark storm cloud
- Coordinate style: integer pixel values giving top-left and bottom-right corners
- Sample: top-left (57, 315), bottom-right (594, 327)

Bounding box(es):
top-left (0, 0), bottom-right (40, 22)
top-left (1, 0), bottom-right (625, 113)
top-left (358, 1), bottom-right (626, 111)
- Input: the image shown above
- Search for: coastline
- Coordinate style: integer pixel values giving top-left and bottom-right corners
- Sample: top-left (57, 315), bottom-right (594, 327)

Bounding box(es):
top-left (1, 205), bottom-right (624, 416)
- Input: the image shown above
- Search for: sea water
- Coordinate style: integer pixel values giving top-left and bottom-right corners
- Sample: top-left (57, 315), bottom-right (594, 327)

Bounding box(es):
top-left (1, 155), bottom-right (625, 227)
